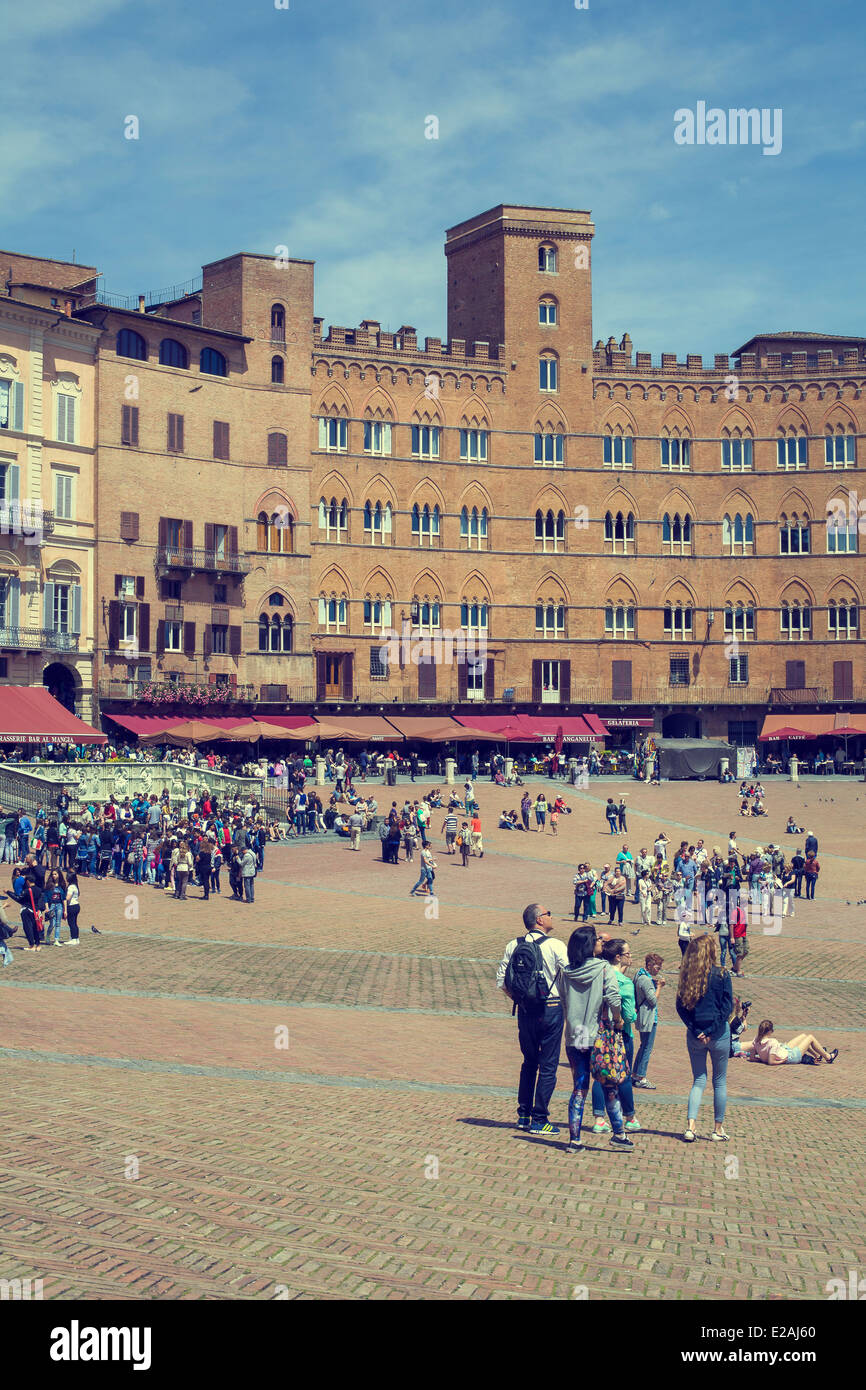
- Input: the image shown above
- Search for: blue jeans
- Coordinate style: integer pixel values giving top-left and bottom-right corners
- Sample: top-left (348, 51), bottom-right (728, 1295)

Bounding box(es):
top-left (686, 1025), bottom-right (730, 1124)
top-left (593, 1030), bottom-right (634, 1118)
top-left (566, 1046), bottom-right (623, 1140)
top-left (294, 813), bottom-right (306, 835)
top-left (411, 868), bottom-right (434, 894)
top-left (243, 876), bottom-right (255, 902)
top-left (717, 933), bottom-right (730, 968)
top-left (633, 1022), bottom-right (657, 1080)
top-left (0, 938), bottom-right (12, 965)
top-left (607, 817), bottom-right (618, 834)
top-left (47, 903), bottom-right (64, 942)
top-left (517, 1005), bottom-right (564, 1124)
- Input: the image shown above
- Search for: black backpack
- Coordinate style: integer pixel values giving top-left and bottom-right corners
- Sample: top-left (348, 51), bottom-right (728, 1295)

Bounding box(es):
top-left (504, 932), bottom-right (551, 1014)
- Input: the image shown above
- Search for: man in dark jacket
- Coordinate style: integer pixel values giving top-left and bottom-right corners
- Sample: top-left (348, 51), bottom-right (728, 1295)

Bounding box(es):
top-left (791, 848), bottom-right (806, 897)
top-left (804, 830), bottom-right (818, 856)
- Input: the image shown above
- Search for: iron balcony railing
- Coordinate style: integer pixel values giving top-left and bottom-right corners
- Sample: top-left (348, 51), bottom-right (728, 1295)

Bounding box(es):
top-left (0, 627), bottom-right (79, 652)
top-left (156, 546), bottom-right (251, 575)
top-left (0, 505), bottom-right (55, 537)
top-left (98, 679), bottom-right (256, 703)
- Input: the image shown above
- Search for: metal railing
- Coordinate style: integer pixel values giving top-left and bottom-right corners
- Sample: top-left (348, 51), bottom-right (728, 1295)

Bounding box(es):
top-left (0, 627), bottom-right (79, 652)
top-left (0, 765), bottom-right (68, 815)
top-left (98, 680), bottom-right (256, 703)
top-left (156, 546), bottom-right (251, 575)
top-left (0, 505), bottom-right (55, 537)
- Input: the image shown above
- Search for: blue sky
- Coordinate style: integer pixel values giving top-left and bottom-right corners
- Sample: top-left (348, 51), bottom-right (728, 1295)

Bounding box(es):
top-left (3, 0), bottom-right (865, 358)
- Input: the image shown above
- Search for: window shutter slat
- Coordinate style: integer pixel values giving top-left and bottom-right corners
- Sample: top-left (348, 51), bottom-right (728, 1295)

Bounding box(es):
top-left (12, 382), bottom-right (24, 431)
top-left (139, 603), bottom-right (150, 652)
top-left (183, 621), bottom-right (196, 655)
top-left (229, 625), bottom-right (241, 657)
top-left (108, 599), bottom-right (120, 649)
top-left (135, 576), bottom-right (145, 600)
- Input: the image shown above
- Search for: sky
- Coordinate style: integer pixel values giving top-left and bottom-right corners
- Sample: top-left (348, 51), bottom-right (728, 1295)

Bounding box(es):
top-left (3, 0), bottom-right (865, 359)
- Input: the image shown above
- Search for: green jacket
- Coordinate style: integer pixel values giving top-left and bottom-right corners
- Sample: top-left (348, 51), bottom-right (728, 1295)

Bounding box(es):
top-left (614, 968), bottom-right (637, 1038)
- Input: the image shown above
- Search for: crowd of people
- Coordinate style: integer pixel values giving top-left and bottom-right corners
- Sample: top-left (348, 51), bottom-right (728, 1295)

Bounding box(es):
top-left (497, 905), bottom-right (840, 1151)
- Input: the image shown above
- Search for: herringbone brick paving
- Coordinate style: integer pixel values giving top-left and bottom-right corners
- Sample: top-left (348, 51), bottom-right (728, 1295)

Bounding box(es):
top-left (1, 777), bottom-right (863, 1299)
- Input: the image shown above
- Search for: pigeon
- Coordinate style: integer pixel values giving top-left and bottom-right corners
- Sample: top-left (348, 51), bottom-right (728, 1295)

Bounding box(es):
top-left (91, 925), bottom-right (101, 934)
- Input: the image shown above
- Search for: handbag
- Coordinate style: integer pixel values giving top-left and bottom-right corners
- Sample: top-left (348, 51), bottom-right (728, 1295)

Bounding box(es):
top-left (590, 969), bottom-right (629, 1084)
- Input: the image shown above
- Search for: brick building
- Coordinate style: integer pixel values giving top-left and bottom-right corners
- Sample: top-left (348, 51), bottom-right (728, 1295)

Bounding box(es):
top-left (1, 205), bottom-right (863, 743)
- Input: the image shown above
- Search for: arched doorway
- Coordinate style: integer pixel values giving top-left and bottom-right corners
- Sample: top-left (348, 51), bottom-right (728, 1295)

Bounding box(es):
top-left (43, 662), bottom-right (78, 714)
top-left (662, 712), bottom-right (702, 739)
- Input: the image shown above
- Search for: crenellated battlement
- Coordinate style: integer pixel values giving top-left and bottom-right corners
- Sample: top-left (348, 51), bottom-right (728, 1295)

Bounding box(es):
top-left (313, 317), bottom-right (506, 367)
top-left (594, 332), bottom-right (866, 376)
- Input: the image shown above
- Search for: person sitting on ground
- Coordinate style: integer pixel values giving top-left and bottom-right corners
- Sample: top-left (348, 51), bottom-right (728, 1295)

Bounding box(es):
top-left (739, 796), bottom-right (752, 817)
top-left (743, 1018), bottom-right (838, 1066)
top-left (785, 815), bottom-right (803, 835)
top-left (728, 997), bottom-right (752, 1056)
top-left (498, 810), bottom-right (517, 829)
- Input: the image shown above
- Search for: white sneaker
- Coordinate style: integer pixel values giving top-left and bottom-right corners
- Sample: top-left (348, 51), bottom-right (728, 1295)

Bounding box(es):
top-left (54, 939), bottom-right (64, 946)
top-left (67, 939), bottom-right (79, 946)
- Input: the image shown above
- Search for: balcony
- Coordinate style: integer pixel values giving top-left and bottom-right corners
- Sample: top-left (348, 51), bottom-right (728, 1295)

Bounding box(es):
top-left (0, 505), bottom-right (55, 538)
top-left (98, 679), bottom-right (255, 705)
top-left (156, 546), bottom-right (251, 577)
top-left (768, 686), bottom-right (828, 705)
top-left (0, 627), bottom-right (79, 653)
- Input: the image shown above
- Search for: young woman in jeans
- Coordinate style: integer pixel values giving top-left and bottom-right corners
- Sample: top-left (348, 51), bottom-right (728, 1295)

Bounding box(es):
top-left (65, 872), bottom-right (81, 945)
top-left (556, 925), bottom-right (633, 1153)
top-left (676, 933), bottom-right (733, 1142)
top-left (590, 939), bottom-right (640, 1134)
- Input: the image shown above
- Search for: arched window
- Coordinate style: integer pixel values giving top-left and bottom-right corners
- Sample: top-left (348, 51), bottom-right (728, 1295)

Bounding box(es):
top-left (267, 431), bottom-right (287, 465)
top-left (117, 329), bottom-right (147, 361)
top-left (603, 428), bottom-right (634, 468)
top-left (828, 599), bottom-right (859, 639)
top-left (270, 304), bottom-right (286, 343)
top-left (604, 510), bottom-right (634, 554)
top-left (319, 496), bottom-right (348, 542)
top-left (412, 595), bottom-right (441, 633)
top-left (725, 601), bottom-right (756, 641)
top-left (539, 354), bottom-right (558, 392)
top-left (271, 356), bottom-right (284, 384)
top-left (724, 511), bottom-right (754, 555)
top-left (660, 430), bottom-right (691, 470)
top-left (319, 414), bottom-right (348, 452)
top-left (535, 598), bottom-right (566, 638)
top-left (663, 602), bottom-right (694, 639)
top-left (158, 338), bottom-right (188, 368)
top-left (779, 511), bottom-right (810, 555)
top-left (462, 504), bottom-right (489, 549)
top-left (460, 598), bottom-right (489, 634)
top-left (534, 428), bottom-right (564, 466)
top-left (259, 612), bottom-right (293, 652)
top-left (363, 594), bottom-right (393, 634)
top-left (257, 510), bottom-right (293, 552)
top-left (721, 432), bottom-right (753, 471)
top-left (538, 244), bottom-right (557, 273)
top-left (200, 347), bottom-right (227, 377)
top-left (825, 425), bottom-right (856, 469)
top-left (780, 600), bottom-right (811, 641)
top-left (318, 592), bottom-right (348, 631)
top-left (364, 418), bottom-right (392, 455)
top-left (412, 502), bottom-right (440, 547)
top-left (363, 499), bottom-right (393, 545)
top-left (536, 508), bottom-right (564, 553)
top-left (776, 427), bottom-right (807, 469)
top-left (826, 499), bottom-right (858, 554)
top-left (538, 298), bottom-right (557, 326)
top-left (662, 511), bottom-right (692, 555)
top-left (258, 614), bottom-right (269, 651)
top-left (604, 602), bottom-right (635, 639)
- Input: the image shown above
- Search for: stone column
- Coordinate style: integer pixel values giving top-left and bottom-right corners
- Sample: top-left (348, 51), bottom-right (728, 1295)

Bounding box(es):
top-left (316, 756), bottom-right (326, 786)
top-left (445, 757), bottom-right (456, 785)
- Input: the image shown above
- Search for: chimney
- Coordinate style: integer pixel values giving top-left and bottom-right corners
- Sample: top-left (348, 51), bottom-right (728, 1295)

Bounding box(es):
top-left (138, 294), bottom-right (146, 313)
top-left (64, 299), bottom-right (73, 317)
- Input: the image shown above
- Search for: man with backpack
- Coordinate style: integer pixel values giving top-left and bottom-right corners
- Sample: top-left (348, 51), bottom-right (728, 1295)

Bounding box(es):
top-left (496, 904), bottom-right (569, 1136)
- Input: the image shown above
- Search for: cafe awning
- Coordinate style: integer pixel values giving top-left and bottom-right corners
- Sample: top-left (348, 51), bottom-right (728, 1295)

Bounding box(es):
top-left (383, 716), bottom-right (467, 741)
top-left (313, 716), bottom-right (403, 742)
top-left (0, 687), bottom-right (107, 744)
top-left (758, 714), bottom-right (830, 741)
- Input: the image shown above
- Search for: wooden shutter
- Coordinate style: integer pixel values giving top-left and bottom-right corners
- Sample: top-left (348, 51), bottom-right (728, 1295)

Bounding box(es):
top-left (120, 511), bottom-right (139, 541)
top-left (6, 463), bottom-right (19, 502)
top-left (457, 661), bottom-right (467, 700)
top-left (183, 520), bottom-right (193, 554)
top-left (156, 620), bottom-right (165, 656)
top-left (785, 660), bottom-right (806, 690)
top-left (135, 576), bottom-right (145, 599)
top-left (342, 652), bottom-right (354, 698)
top-left (612, 660), bottom-right (632, 700)
top-left (158, 516), bottom-right (167, 548)
top-left (114, 574), bottom-right (123, 596)
top-left (139, 603), bottom-right (150, 652)
top-left (833, 661), bottom-right (853, 700)
top-left (11, 382), bottom-right (24, 431)
top-left (560, 659), bottom-right (571, 703)
top-left (121, 405), bottom-right (138, 446)
top-left (43, 581), bottom-right (55, 630)
top-left (70, 585), bottom-right (81, 635)
top-left (203, 625), bottom-right (213, 657)
top-left (418, 657), bottom-right (436, 699)
top-left (229, 625), bottom-right (241, 657)
top-left (204, 522), bottom-right (214, 554)
top-left (108, 600), bottom-right (120, 650)
top-left (531, 659), bottom-right (542, 702)
top-left (213, 421), bottom-right (229, 459)
top-left (211, 606), bottom-right (229, 626)
top-left (228, 525), bottom-right (238, 555)
top-left (183, 621), bottom-right (196, 655)
top-left (316, 652), bottom-right (327, 700)
top-left (6, 575), bottom-right (19, 627)
top-left (168, 413), bottom-right (184, 451)
top-left (268, 433), bottom-right (287, 465)
top-left (485, 657), bottom-right (495, 701)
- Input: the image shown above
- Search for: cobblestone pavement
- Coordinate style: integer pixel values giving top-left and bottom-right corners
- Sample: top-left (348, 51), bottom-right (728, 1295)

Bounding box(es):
top-left (1, 777), bottom-right (864, 1300)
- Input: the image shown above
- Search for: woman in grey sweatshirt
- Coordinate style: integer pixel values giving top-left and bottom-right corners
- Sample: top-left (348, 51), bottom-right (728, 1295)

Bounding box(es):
top-left (556, 925), bottom-right (632, 1153)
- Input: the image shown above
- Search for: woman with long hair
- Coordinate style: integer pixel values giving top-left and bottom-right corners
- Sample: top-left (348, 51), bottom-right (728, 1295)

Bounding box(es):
top-left (41, 868), bottom-right (67, 946)
top-left (172, 840), bottom-right (194, 900)
top-left (744, 1018), bottom-right (838, 1066)
top-left (65, 870), bottom-right (81, 945)
top-left (556, 925), bottom-right (633, 1153)
top-left (676, 933), bottom-right (733, 1143)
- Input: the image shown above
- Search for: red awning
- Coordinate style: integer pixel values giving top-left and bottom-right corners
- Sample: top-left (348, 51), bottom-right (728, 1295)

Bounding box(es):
top-left (0, 687), bottom-right (107, 744)
top-left (512, 715), bottom-right (602, 742)
top-left (313, 716), bottom-right (403, 742)
top-left (106, 714), bottom-right (253, 737)
top-left (253, 716), bottom-right (318, 731)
